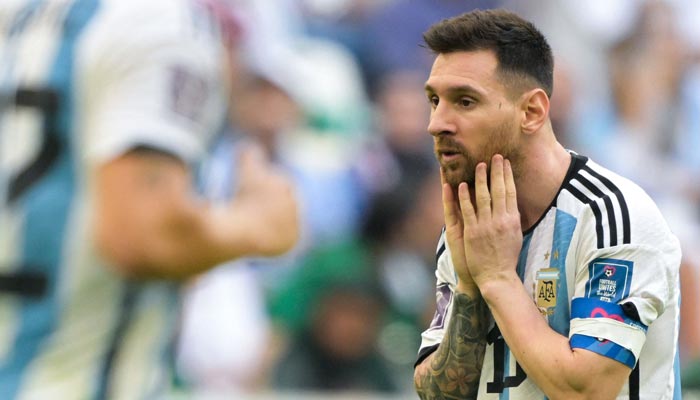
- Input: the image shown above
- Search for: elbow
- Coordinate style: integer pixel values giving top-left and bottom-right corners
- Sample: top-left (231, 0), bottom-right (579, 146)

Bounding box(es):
top-left (93, 222), bottom-right (208, 281)
top-left (539, 366), bottom-right (622, 400)
top-left (93, 217), bottom-right (179, 280)
top-left (413, 362), bottom-right (430, 400)
top-left (413, 357), bottom-right (468, 400)
top-left (543, 389), bottom-right (615, 400)
top-left (93, 224), bottom-right (153, 280)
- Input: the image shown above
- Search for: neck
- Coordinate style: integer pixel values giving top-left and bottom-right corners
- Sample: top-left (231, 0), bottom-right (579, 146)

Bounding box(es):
top-left (515, 140), bottom-right (571, 231)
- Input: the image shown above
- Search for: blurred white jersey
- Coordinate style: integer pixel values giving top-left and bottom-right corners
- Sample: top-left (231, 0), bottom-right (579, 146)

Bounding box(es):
top-left (0, 0), bottom-right (227, 398)
top-left (417, 153), bottom-right (682, 400)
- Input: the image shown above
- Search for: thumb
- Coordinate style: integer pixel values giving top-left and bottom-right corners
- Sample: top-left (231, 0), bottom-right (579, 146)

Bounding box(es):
top-left (236, 142), bottom-right (268, 181)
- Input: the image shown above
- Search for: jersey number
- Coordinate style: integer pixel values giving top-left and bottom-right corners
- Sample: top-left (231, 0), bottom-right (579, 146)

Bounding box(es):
top-left (487, 324), bottom-right (527, 393)
top-left (2, 87), bottom-right (60, 204)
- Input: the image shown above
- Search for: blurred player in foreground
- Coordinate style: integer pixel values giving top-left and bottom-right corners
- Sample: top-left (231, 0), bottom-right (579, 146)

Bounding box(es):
top-left (414, 9), bottom-right (681, 400)
top-left (0, 0), bottom-right (298, 398)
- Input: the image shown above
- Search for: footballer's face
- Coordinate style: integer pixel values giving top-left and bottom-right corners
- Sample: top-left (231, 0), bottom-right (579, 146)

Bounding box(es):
top-left (425, 50), bottom-right (524, 190)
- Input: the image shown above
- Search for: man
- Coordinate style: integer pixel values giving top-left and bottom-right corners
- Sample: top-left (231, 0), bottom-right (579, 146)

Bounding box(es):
top-left (413, 9), bottom-right (681, 400)
top-left (0, 0), bottom-right (298, 398)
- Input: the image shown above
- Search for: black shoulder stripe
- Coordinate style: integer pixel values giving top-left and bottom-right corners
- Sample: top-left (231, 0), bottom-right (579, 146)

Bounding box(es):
top-left (582, 165), bottom-right (631, 244)
top-left (573, 175), bottom-right (619, 247)
top-left (415, 344), bottom-right (439, 369)
top-left (436, 242), bottom-right (446, 265)
top-left (564, 183), bottom-right (605, 249)
top-left (435, 226), bottom-right (446, 265)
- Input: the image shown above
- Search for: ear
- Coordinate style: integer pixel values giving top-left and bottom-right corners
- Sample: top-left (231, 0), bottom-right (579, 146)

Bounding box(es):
top-left (519, 88), bottom-right (549, 135)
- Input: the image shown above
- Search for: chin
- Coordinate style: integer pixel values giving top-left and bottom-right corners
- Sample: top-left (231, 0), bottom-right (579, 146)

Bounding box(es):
top-left (444, 169), bottom-right (473, 188)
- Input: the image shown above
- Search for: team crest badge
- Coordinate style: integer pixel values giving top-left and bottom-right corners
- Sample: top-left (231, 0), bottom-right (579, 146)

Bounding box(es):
top-left (536, 267), bottom-right (559, 313)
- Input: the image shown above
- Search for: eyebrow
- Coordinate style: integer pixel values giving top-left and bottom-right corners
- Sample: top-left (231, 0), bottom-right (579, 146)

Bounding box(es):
top-left (424, 84), bottom-right (484, 97)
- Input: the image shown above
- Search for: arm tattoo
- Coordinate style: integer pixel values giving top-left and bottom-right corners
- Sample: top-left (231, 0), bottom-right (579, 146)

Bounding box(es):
top-left (415, 292), bottom-right (489, 400)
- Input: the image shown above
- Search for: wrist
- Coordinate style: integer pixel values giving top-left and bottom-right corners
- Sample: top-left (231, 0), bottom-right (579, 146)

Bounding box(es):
top-left (456, 281), bottom-right (481, 298)
top-left (477, 272), bottom-right (521, 304)
top-left (208, 204), bottom-right (259, 258)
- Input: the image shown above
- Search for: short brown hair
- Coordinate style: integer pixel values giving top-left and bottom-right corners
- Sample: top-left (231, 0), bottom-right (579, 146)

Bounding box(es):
top-left (423, 9), bottom-right (554, 98)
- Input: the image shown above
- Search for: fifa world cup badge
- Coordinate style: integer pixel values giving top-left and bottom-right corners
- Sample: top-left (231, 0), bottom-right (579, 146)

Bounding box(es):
top-left (536, 267), bottom-right (559, 315)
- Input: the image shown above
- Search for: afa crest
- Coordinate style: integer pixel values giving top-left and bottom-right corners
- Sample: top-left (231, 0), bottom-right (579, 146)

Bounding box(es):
top-left (536, 267), bottom-right (559, 313)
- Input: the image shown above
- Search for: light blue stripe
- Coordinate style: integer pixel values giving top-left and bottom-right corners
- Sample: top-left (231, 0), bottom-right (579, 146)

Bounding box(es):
top-left (493, 233), bottom-right (532, 400)
top-left (517, 232), bottom-right (533, 281)
top-left (1, 1), bottom-right (100, 398)
top-left (549, 210), bottom-right (577, 336)
top-left (151, 286), bottom-right (181, 399)
top-left (500, 344), bottom-right (510, 400)
top-left (674, 294), bottom-right (682, 400)
top-left (673, 344), bottom-right (681, 400)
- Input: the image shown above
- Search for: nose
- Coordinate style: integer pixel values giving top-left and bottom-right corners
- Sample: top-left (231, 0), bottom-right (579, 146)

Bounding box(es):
top-left (427, 103), bottom-right (456, 137)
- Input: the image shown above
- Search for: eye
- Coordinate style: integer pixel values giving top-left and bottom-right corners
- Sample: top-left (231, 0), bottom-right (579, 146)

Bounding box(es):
top-left (428, 95), bottom-right (439, 108)
top-left (459, 97), bottom-right (475, 108)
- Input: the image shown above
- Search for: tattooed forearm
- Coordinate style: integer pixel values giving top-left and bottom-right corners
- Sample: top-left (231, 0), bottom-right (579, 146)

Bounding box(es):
top-left (415, 292), bottom-right (489, 400)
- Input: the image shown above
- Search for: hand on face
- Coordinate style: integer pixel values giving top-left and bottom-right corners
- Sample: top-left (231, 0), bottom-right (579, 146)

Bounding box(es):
top-left (443, 154), bottom-right (523, 292)
top-left (440, 167), bottom-right (478, 295)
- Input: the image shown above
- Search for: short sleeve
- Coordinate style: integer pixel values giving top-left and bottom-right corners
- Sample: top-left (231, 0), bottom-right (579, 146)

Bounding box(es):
top-left (76, 1), bottom-right (227, 165)
top-left (568, 197), bottom-right (681, 368)
top-left (416, 232), bottom-right (458, 366)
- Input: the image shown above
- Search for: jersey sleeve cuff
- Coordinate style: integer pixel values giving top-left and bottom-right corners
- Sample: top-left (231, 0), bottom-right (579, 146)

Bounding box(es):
top-left (569, 297), bottom-right (647, 362)
top-left (414, 344), bottom-right (439, 368)
top-left (570, 334), bottom-right (636, 368)
top-left (88, 122), bottom-right (205, 165)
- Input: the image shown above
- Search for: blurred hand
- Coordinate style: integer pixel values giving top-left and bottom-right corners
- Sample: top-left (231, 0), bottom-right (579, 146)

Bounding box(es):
top-left (228, 144), bottom-right (299, 256)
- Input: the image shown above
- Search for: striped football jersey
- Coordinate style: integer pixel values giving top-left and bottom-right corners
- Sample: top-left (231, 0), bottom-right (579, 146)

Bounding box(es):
top-left (417, 153), bottom-right (682, 400)
top-left (0, 0), bottom-right (227, 398)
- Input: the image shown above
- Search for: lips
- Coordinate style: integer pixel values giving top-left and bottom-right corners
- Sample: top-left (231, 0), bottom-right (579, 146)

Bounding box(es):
top-left (438, 150), bottom-right (462, 163)
top-left (435, 139), bottom-right (465, 164)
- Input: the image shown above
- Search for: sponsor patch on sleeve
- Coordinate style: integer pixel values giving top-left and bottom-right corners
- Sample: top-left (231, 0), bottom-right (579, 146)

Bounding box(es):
top-left (169, 65), bottom-right (209, 123)
top-left (584, 258), bottom-right (633, 303)
top-left (428, 283), bottom-right (452, 330)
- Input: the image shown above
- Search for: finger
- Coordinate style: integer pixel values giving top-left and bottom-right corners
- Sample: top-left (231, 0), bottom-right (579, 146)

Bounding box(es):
top-left (441, 168), bottom-right (461, 228)
top-left (474, 162), bottom-right (491, 220)
top-left (238, 142), bottom-right (267, 170)
top-left (236, 142), bottom-right (269, 183)
top-left (490, 154), bottom-right (506, 215)
top-left (504, 159), bottom-right (518, 213)
top-left (458, 182), bottom-right (477, 227)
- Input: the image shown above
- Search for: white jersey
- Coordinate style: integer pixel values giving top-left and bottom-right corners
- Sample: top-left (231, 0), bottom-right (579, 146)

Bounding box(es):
top-left (0, 0), bottom-right (227, 398)
top-left (417, 153), bottom-right (682, 400)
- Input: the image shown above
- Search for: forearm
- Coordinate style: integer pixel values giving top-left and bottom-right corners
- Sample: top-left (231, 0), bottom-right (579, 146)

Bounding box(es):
top-left (414, 291), bottom-right (489, 400)
top-left (479, 275), bottom-right (627, 399)
top-left (93, 150), bottom-right (297, 280)
top-left (97, 193), bottom-right (262, 280)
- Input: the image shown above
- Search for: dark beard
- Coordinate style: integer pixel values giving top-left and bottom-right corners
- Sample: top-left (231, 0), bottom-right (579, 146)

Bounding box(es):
top-left (436, 120), bottom-right (523, 192)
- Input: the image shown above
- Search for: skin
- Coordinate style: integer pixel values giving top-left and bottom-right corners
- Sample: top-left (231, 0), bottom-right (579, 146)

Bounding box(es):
top-left (414, 50), bottom-right (631, 399)
top-left (94, 144), bottom-right (299, 280)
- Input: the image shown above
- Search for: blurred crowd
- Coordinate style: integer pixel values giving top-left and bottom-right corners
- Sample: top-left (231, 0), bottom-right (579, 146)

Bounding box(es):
top-left (173, 0), bottom-right (700, 397)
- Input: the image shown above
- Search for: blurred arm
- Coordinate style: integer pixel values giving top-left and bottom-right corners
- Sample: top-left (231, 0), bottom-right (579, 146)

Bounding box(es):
top-left (94, 145), bottom-right (298, 280)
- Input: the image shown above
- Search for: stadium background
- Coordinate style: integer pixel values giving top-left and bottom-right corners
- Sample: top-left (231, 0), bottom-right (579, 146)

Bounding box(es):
top-left (143, 0), bottom-right (700, 398)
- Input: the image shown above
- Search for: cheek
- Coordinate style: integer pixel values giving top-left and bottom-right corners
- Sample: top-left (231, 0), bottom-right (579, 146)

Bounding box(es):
top-left (455, 118), bottom-right (489, 152)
